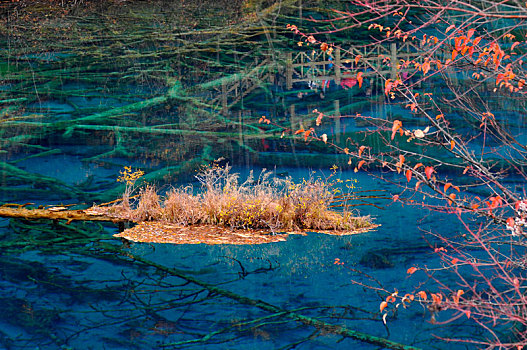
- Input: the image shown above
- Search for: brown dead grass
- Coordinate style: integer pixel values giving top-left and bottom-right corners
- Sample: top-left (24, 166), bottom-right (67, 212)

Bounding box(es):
top-left (101, 165), bottom-right (373, 234)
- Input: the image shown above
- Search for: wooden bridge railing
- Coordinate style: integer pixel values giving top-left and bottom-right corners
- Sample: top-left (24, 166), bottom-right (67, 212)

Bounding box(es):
top-left (196, 41), bottom-right (427, 117)
top-left (286, 41), bottom-right (424, 89)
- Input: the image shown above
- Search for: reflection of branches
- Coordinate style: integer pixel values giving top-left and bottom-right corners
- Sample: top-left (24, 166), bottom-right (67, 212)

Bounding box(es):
top-left (0, 218), bottom-right (422, 349)
top-left (220, 255), bottom-right (279, 280)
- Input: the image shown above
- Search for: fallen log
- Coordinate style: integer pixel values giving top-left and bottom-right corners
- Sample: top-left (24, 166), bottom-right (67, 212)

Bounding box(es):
top-left (0, 205), bottom-right (122, 224)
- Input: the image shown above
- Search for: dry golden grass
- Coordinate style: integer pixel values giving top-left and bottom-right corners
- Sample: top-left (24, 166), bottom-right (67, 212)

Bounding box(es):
top-left (109, 165), bottom-right (372, 233)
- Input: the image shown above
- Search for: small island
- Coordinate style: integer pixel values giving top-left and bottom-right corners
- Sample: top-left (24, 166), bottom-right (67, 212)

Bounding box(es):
top-left (0, 165), bottom-right (376, 245)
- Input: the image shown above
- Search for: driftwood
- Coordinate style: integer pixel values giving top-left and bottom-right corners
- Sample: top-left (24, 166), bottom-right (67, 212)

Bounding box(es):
top-left (0, 204), bottom-right (378, 245)
top-left (0, 205), bottom-right (122, 224)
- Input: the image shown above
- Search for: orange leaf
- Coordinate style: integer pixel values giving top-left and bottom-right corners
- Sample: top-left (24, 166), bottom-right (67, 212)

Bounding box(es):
top-left (294, 129), bottom-right (305, 135)
top-left (399, 154), bottom-right (405, 164)
top-left (355, 55), bottom-right (361, 65)
top-left (436, 114), bottom-right (444, 120)
top-left (450, 140), bottom-right (455, 150)
top-left (448, 193), bottom-right (457, 205)
top-left (413, 163), bottom-right (424, 170)
top-left (407, 266), bottom-right (418, 274)
top-left (452, 49), bottom-right (458, 61)
top-left (463, 166), bottom-right (471, 174)
top-left (304, 129), bottom-right (313, 141)
top-left (417, 291), bottom-right (427, 301)
top-left (391, 120), bottom-right (402, 140)
top-left (357, 160), bottom-right (366, 170)
top-left (511, 42), bottom-right (520, 51)
top-left (425, 166), bottom-right (434, 180)
top-left (471, 203), bottom-right (480, 210)
top-left (451, 258), bottom-right (460, 265)
top-left (467, 28), bottom-right (475, 40)
top-left (421, 61), bottom-right (430, 75)
top-left (385, 79), bottom-right (393, 96)
top-left (405, 169), bottom-right (412, 182)
top-left (415, 181), bottom-right (422, 190)
top-left (444, 183), bottom-right (452, 192)
top-left (507, 217), bottom-right (515, 227)
top-left (473, 36), bottom-right (482, 46)
top-left (357, 72), bottom-right (364, 88)
top-left (380, 301), bottom-right (388, 312)
top-left (358, 145), bottom-right (366, 157)
top-left (431, 293), bottom-right (443, 305)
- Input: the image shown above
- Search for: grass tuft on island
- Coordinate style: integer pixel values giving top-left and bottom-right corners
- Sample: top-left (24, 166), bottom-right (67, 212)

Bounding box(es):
top-left (97, 165), bottom-right (376, 244)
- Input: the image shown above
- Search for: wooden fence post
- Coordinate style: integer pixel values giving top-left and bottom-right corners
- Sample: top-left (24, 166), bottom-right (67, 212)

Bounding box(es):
top-left (334, 99), bottom-right (341, 143)
top-left (221, 80), bottom-right (228, 116)
top-left (286, 52), bottom-right (293, 90)
top-left (390, 43), bottom-right (398, 79)
top-left (335, 47), bottom-right (341, 85)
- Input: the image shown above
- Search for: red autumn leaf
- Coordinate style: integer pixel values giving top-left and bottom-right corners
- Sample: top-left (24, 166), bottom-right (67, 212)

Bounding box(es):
top-left (444, 183), bottom-right (452, 192)
top-left (380, 301), bottom-right (388, 312)
top-left (414, 163), bottom-right (424, 170)
top-left (357, 160), bottom-right (366, 170)
top-left (431, 293), bottom-right (443, 305)
top-left (407, 266), bottom-right (418, 274)
top-left (358, 145), bottom-right (366, 157)
top-left (417, 291), bottom-right (427, 300)
top-left (452, 49), bottom-right (458, 61)
top-left (415, 181), bottom-right (422, 190)
top-left (421, 61), bottom-right (430, 75)
top-left (448, 193), bottom-right (456, 205)
top-left (294, 129), bottom-right (305, 135)
top-left (507, 217), bottom-right (515, 227)
top-left (451, 258), bottom-right (460, 265)
top-left (305, 129), bottom-right (315, 141)
top-left (405, 169), bottom-right (412, 182)
top-left (392, 194), bottom-right (399, 202)
top-left (357, 72), bottom-right (363, 88)
top-left (473, 36), bottom-right (482, 46)
top-left (511, 41), bottom-right (520, 51)
top-left (385, 79), bottom-right (393, 96)
top-left (463, 166), bottom-right (471, 174)
top-left (425, 166), bottom-right (434, 180)
top-left (386, 295), bottom-right (396, 303)
top-left (467, 28), bottom-right (475, 40)
top-left (355, 55), bottom-right (361, 65)
top-left (391, 120), bottom-right (402, 140)
top-left (450, 140), bottom-right (455, 150)
top-left (320, 42), bottom-right (329, 52)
